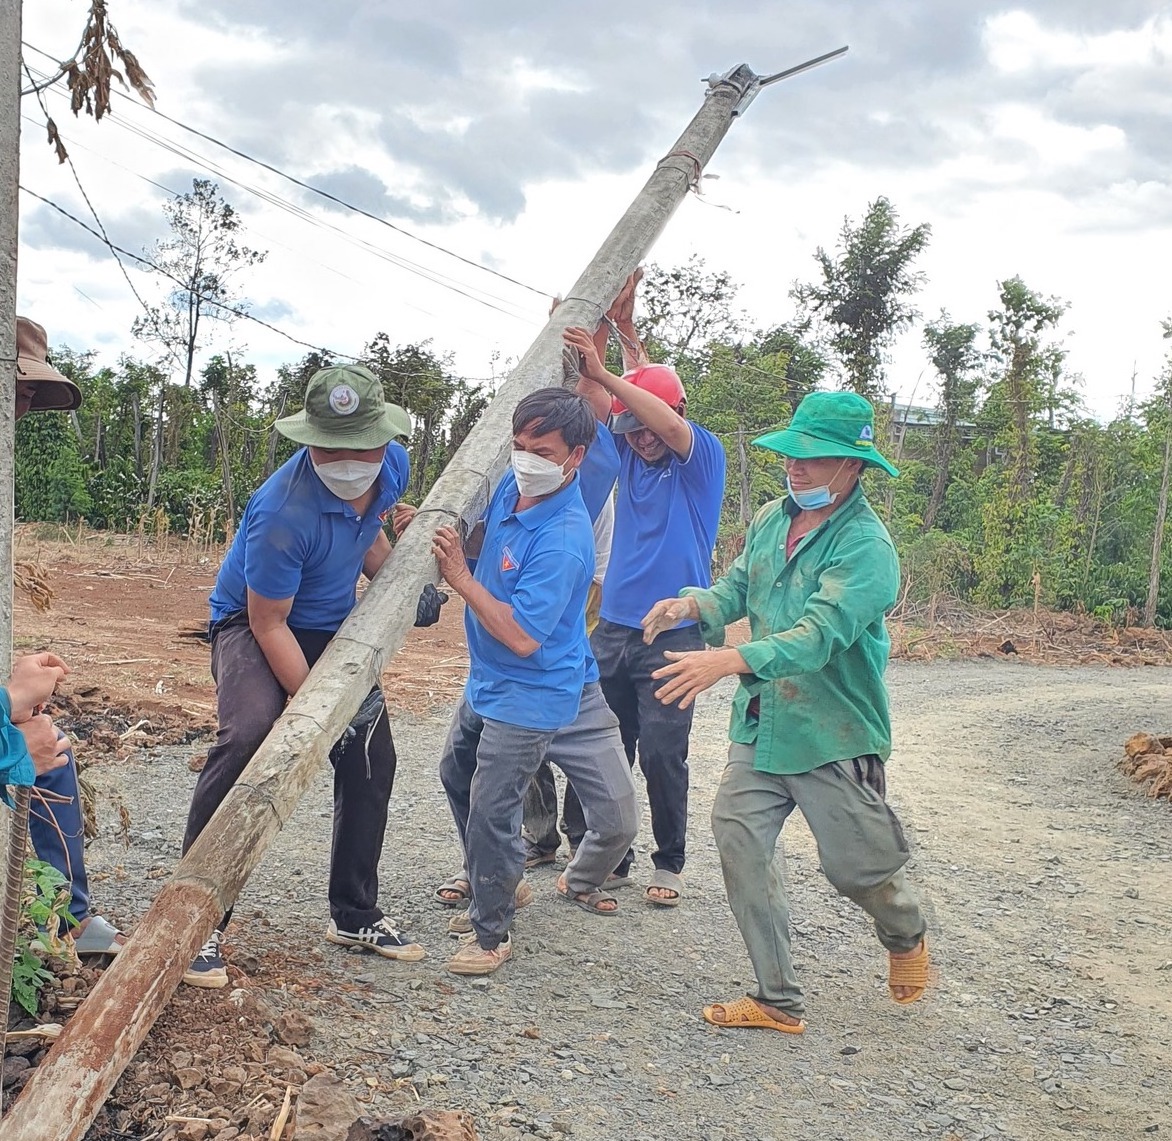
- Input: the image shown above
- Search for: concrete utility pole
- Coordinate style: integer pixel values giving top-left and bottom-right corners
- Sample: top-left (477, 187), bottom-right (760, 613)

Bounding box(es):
top-left (1, 0), bottom-right (20, 679)
top-left (0, 0), bottom-right (23, 1115)
top-left (5, 53), bottom-right (847, 1139)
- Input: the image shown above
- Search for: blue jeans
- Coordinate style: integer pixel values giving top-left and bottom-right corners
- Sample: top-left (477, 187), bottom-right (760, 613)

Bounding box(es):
top-left (29, 740), bottom-right (91, 925)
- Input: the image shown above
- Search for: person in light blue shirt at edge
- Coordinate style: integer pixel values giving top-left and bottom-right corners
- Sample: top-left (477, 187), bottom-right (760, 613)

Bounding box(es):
top-left (562, 270), bottom-right (726, 908)
top-left (432, 387), bottom-right (638, 977)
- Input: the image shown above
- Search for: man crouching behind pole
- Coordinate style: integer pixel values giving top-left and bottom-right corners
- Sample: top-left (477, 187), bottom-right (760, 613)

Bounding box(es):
top-left (432, 387), bottom-right (638, 976)
top-left (641, 391), bottom-right (930, 1032)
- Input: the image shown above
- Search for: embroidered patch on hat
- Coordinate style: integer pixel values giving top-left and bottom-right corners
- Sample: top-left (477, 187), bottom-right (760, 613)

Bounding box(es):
top-left (501, 546), bottom-right (518, 572)
top-left (857, 424), bottom-right (874, 446)
top-left (329, 384), bottom-right (360, 415)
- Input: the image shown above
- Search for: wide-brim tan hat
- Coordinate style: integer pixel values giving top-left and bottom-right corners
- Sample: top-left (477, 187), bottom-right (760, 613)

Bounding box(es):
top-left (16, 317), bottom-right (83, 412)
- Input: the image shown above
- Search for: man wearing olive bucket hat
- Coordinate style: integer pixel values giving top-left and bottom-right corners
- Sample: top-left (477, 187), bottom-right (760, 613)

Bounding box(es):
top-left (181, 364), bottom-right (430, 987)
top-left (641, 391), bottom-right (930, 1031)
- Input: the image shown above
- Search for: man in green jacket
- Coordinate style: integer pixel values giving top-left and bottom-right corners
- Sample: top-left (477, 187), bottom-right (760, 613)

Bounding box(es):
top-left (642, 391), bottom-right (929, 1033)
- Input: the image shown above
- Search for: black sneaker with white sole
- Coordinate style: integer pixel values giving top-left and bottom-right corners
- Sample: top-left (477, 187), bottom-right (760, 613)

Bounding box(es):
top-left (326, 917), bottom-right (426, 962)
top-left (183, 930), bottom-right (228, 989)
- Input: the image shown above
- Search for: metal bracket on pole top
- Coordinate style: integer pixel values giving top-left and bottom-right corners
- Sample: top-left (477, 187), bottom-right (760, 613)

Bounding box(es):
top-left (705, 45), bottom-right (849, 116)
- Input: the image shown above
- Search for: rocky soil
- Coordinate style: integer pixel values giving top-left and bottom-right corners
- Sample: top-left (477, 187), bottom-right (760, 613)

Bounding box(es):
top-left (34, 662), bottom-right (1172, 1139)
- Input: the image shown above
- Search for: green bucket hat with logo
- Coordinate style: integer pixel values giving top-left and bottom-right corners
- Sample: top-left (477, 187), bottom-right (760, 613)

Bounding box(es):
top-left (275, 365), bottom-right (412, 449)
top-left (752, 391), bottom-right (899, 477)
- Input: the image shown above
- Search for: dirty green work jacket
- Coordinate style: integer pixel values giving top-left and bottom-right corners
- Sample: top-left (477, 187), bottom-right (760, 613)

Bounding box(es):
top-left (681, 484), bottom-right (899, 775)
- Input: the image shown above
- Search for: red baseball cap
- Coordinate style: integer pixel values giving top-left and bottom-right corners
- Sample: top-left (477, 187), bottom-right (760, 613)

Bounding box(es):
top-left (610, 364), bottom-right (686, 434)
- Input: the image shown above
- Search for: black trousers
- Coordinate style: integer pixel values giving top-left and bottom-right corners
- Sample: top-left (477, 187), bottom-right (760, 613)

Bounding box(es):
top-left (524, 618), bottom-right (702, 876)
top-left (181, 612), bottom-right (396, 930)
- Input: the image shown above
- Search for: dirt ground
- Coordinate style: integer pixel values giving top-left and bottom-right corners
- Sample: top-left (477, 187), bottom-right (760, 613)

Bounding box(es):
top-left (9, 531), bottom-right (1172, 1141)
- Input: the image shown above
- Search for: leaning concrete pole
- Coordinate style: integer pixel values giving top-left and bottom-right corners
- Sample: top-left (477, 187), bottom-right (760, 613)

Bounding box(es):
top-left (4, 59), bottom-right (838, 1138)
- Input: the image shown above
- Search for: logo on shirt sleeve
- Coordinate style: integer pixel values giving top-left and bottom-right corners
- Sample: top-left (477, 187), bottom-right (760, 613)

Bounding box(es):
top-left (501, 545), bottom-right (518, 572)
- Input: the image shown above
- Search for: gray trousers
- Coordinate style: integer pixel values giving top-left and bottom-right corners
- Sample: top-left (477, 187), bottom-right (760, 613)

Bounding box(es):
top-left (440, 683), bottom-right (638, 950)
top-left (711, 743), bottom-right (927, 1017)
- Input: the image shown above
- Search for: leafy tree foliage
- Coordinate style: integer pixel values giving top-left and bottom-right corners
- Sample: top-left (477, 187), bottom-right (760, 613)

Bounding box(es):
top-left (793, 196), bottom-right (931, 399)
top-left (15, 194), bottom-right (1172, 627)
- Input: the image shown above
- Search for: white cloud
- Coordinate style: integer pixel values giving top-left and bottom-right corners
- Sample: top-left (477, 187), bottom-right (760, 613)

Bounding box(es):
top-left (14, 0), bottom-right (1172, 424)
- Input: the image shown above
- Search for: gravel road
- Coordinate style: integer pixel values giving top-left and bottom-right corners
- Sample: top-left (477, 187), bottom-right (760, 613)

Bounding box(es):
top-left (86, 661), bottom-right (1172, 1141)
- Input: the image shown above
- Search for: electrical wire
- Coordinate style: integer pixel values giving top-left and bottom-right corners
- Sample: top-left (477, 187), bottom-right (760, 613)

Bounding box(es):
top-left (20, 110), bottom-right (519, 345)
top-left (22, 40), bottom-right (554, 301)
top-left (21, 61), bottom-right (186, 377)
top-left (22, 61), bottom-right (541, 325)
top-left (20, 186), bottom-right (357, 360)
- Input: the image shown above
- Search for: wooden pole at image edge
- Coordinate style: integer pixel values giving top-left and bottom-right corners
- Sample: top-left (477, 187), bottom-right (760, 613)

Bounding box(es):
top-left (3, 63), bottom-right (765, 1138)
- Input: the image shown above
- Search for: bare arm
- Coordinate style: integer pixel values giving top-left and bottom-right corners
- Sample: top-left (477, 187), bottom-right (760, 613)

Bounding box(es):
top-left (432, 527), bottom-right (540, 657)
top-left (247, 589), bottom-right (311, 696)
top-left (565, 327), bottom-right (693, 459)
top-left (363, 529), bottom-right (393, 580)
top-left (608, 268), bottom-right (649, 371)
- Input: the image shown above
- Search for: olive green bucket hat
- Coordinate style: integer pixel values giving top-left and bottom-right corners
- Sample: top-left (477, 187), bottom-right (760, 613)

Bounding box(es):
top-left (753, 391), bottom-right (899, 477)
top-left (275, 364), bottom-right (411, 449)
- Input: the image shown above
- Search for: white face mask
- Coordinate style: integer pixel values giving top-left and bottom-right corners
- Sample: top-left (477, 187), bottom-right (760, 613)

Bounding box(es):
top-left (313, 459), bottom-right (382, 500)
top-left (511, 449), bottom-right (572, 498)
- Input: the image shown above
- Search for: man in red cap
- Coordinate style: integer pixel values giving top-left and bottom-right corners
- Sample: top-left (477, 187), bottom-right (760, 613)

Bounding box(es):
top-left (563, 278), bottom-right (726, 907)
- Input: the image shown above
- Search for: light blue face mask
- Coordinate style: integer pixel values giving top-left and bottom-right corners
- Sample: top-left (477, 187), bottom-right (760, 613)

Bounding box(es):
top-left (786, 477), bottom-right (837, 510)
top-left (786, 460), bottom-right (848, 510)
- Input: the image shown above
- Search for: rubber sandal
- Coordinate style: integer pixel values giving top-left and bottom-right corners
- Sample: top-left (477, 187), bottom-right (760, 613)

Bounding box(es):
top-left (645, 868), bottom-right (684, 907)
top-left (448, 880), bottom-right (534, 935)
top-left (524, 850), bottom-right (558, 870)
top-left (702, 996), bottom-right (805, 1034)
top-left (605, 874), bottom-right (635, 889)
top-left (555, 881), bottom-right (619, 917)
top-left (433, 875), bottom-right (471, 908)
top-left (72, 915), bottom-right (126, 956)
top-left (889, 940), bottom-right (930, 1005)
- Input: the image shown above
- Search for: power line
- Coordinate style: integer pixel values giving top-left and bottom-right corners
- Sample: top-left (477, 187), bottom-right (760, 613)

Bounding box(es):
top-left (21, 62), bottom-right (185, 377)
top-left (23, 62), bottom-right (541, 325)
top-left (20, 110), bottom-right (515, 343)
top-left (20, 186), bottom-right (357, 360)
top-left (22, 40), bottom-right (553, 302)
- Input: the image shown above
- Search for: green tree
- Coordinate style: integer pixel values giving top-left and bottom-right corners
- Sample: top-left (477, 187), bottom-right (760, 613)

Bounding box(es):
top-left (974, 277), bottom-right (1071, 605)
top-left (133, 179), bottom-right (266, 388)
top-left (637, 256), bottom-right (744, 368)
top-left (793, 196), bottom-right (931, 399)
top-left (14, 413), bottom-right (92, 523)
top-left (921, 314), bottom-right (983, 530)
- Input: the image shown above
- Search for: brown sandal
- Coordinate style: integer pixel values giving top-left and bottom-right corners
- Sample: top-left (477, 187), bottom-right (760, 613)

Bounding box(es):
top-left (889, 940), bottom-right (930, 1005)
top-left (702, 996), bottom-right (805, 1034)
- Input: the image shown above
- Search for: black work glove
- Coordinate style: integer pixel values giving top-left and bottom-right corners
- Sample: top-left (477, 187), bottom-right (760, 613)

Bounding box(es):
top-left (329, 688), bottom-right (387, 764)
top-left (414, 582), bottom-right (449, 627)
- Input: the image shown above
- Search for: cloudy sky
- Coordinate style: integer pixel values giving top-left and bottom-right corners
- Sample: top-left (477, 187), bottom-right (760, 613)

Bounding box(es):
top-left (16, 0), bottom-right (1172, 417)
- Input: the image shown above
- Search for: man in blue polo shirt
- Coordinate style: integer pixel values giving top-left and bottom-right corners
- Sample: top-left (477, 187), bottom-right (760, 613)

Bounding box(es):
top-left (181, 364), bottom-right (425, 988)
top-left (432, 386), bottom-right (638, 975)
top-left (518, 383), bottom-right (621, 870)
top-left (564, 302), bottom-right (726, 908)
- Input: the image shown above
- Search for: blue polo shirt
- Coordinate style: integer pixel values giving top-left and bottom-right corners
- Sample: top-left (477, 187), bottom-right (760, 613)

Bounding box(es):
top-left (600, 422), bottom-right (726, 630)
top-left (209, 445), bottom-right (410, 632)
top-left (465, 470), bottom-right (595, 731)
top-left (577, 422), bottom-right (620, 524)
